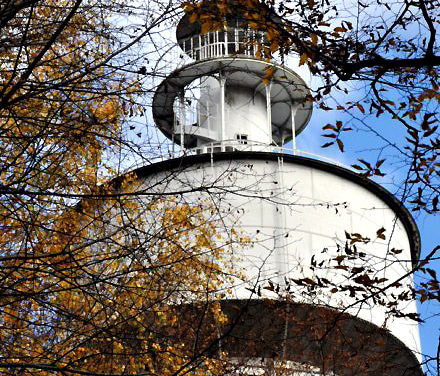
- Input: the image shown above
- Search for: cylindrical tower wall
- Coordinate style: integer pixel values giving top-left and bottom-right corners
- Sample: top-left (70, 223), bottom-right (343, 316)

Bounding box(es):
top-left (198, 79), bottom-right (270, 144)
top-left (130, 154), bottom-right (421, 363)
top-left (225, 86), bottom-right (269, 144)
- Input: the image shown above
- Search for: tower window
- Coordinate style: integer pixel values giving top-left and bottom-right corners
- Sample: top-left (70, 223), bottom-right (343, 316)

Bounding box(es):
top-left (236, 134), bottom-right (248, 144)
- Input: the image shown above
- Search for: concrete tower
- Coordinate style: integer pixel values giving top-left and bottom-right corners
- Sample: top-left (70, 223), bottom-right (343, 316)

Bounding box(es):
top-left (143, 5), bottom-right (423, 375)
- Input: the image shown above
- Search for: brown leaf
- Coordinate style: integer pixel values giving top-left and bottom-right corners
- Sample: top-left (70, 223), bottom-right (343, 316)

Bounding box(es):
top-left (264, 281), bottom-right (275, 291)
top-left (356, 102), bottom-right (365, 113)
top-left (359, 159), bottom-right (372, 169)
top-left (188, 12), bottom-right (199, 24)
top-left (322, 124), bottom-right (337, 130)
top-left (424, 126), bottom-right (438, 137)
top-left (432, 196), bottom-right (438, 211)
top-left (336, 138), bottom-right (344, 152)
top-left (426, 268), bottom-right (437, 280)
top-left (322, 142), bottom-right (334, 148)
top-left (351, 266), bottom-right (365, 275)
top-left (351, 164), bottom-right (363, 170)
top-left (376, 227), bottom-right (386, 240)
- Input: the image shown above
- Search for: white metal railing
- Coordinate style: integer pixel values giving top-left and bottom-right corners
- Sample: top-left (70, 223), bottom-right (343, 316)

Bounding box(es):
top-left (161, 140), bottom-right (353, 171)
top-left (120, 141), bottom-right (353, 176)
top-left (178, 28), bottom-right (272, 61)
top-left (223, 357), bottom-right (323, 376)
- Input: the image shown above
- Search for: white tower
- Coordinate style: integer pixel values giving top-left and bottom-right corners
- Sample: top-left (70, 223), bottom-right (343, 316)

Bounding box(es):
top-left (146, 6), bottom-right (423, 376)
top-left (153, 10), bottom-right (312, 152)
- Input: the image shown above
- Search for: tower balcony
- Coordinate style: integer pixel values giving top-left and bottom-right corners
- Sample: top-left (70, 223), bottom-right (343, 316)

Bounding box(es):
top-left (153, 57), bottom-right (313, 150)
top-left (178, 28), bottom-right (269, 61)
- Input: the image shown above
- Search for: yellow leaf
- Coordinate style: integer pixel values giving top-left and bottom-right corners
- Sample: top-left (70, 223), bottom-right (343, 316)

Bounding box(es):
top-left (262, 66), bottom-right (274, 86)
top-left (270, 41), bottom-right (279, 53)
top-left (311, 33), bottom-right (318, 46)
top-left (201, 21), bottom-right (213, 34)
top-left (299, 53), bottom-right (308, 66)
top-left (188, 12), bottom-right (198, 24)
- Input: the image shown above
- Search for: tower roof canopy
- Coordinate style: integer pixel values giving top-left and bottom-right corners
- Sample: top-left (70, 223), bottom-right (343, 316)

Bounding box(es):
top-left (176, 0), bottom-right (283, 42)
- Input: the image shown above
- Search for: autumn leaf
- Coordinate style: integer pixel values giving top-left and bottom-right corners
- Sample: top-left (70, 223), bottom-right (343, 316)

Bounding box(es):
top-left (351, 164), bottom-right (364, 170)
top-left (201, 20), bottom-right (213, 34)
top-left (322, 141), bottom-right (334, 148)
top-left (376, 227), bottom-right (386, 240)
top-left (356, 102), bottom-right (365, 114)
top-left (262, 66), bottom-right (274, 86)
top-left (336, 138), bottom-right (344, 152)
top-left (188, 12), bottom-right (199, 24)
top-left (299, 52), bottom-right (308, 66)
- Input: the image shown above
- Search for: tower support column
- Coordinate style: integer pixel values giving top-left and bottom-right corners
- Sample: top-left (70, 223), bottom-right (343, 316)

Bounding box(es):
top-left (266, 82), bottom-right (272, 146)
top-left (179, 90), bottom-right (186, 154)
top-left (219, 74), bottom-right (226, 151)
top-left (291, 102), bottom-right (299, 154)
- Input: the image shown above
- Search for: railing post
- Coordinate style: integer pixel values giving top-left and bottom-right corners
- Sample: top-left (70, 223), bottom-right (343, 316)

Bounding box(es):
top-left (235, 28), bottom-right (239, 52)
top-left (219, 73), bottom-right (226, 151)
top-left (179, 89), bottom-right (185, 155)
top-left (291, 102), bottom-right (298, 155)
top-left (266, 81), bottom-right (273, 145)
top-left (224, 29), bottom-right (228, 55)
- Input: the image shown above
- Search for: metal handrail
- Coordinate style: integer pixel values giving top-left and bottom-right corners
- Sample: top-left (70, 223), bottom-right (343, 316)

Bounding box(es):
top-left (178, 28), bottom-right (276, 62)
top-left (119, 141), bottom-right (353, 177)
top-left (142, 140), bottom-right (353, 171)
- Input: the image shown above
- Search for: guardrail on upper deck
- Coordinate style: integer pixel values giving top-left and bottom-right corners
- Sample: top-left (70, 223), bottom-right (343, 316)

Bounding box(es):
top-left (141, 140), bottom-right (354, 172)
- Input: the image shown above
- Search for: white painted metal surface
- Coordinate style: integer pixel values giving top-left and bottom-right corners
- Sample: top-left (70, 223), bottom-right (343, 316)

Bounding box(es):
top-left (135, 157), bottom-right (421, 360)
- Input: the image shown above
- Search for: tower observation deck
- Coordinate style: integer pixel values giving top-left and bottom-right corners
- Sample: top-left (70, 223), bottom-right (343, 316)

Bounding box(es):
top-left (146, 3), bottom-right (423, 375)
top-left (152, 8), bottom-right (312, 151)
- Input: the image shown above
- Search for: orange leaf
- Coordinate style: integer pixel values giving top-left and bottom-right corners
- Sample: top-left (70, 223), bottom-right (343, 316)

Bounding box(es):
top-left (188, 12), bottom-right (198, 24)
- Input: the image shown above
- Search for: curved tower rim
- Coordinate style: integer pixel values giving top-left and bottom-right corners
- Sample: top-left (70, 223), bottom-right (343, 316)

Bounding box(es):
top-left (152, 57), bottom-right (313, 146)
top-left (128, 151), bottom-right (420, 265)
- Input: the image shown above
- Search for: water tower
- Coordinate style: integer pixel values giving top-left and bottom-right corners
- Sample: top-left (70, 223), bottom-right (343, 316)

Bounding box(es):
top-left (141, 3), bottom-right (423, 375)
